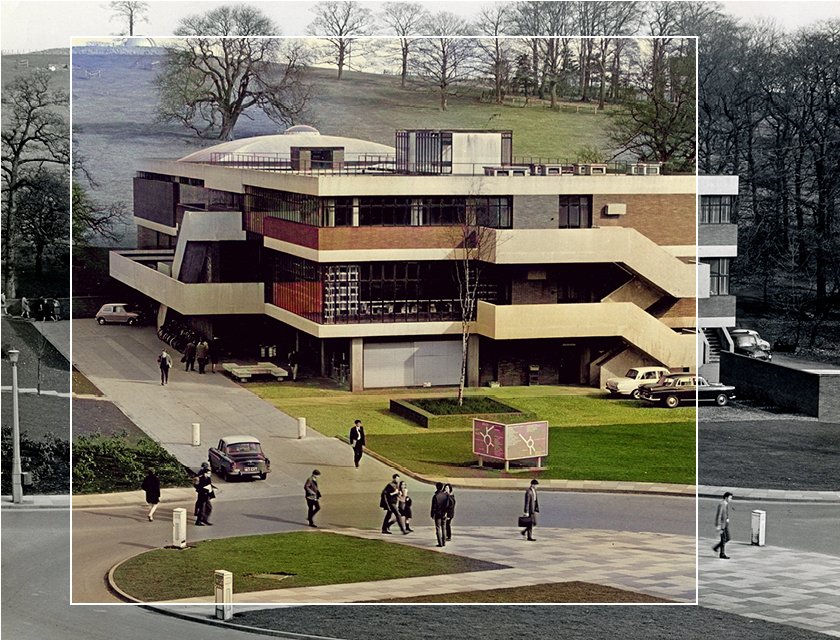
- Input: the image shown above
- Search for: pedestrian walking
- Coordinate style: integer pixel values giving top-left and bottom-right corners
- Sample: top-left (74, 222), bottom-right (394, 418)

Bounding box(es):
top-left (288, 349), bottom-right (299, 381)
top-left (196, 338), bottom-right (209, 374)
top-left (1, 292), bottom-right (6, 315)
top-left (349, 419), bottom-right (366, 468)
top-left (184, 339), bottom-right (196, 371)
top-left (304, 469), bottom-right (322, 527)
top-left (20, 296), bottom-right (30, 318)
top-left (520, 479), bottom-right (539, 541)
top-left (157, 348), bottom-right (173, 385)
top-left (380, 473), bottom-right (407, 534)
top-left (52, 298), bottom-right (61, 321)
top-left (398, 480), bottom-right (413, 532)
top-left (712, 491), bottom-right (733, 559)
top-left (443, 483), bottom-right (456, 541)
top-left (194, 462), bottom-right (210, 517)
top-left (431, 482), bottom-right (450, 547)
top-left (195, 467), bottom-right (215, 526)
top-left (141, 467), bottom-right (161, 521)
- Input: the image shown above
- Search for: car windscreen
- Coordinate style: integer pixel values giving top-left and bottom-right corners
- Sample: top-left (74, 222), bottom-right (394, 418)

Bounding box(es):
top-left (227, 443), bottom-right (261, 454)
top-left (735, 336), bottom-right (757, 347)
top-left (625, 369), bottom-right (639, 378)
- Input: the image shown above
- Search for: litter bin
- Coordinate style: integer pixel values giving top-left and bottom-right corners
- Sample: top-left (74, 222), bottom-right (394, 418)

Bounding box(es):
top-left (751, 509), bottom-right (766, 546)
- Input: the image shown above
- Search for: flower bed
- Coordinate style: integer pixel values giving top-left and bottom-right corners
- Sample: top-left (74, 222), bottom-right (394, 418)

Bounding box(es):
top-left (390, 397), bottom-right (535, 429)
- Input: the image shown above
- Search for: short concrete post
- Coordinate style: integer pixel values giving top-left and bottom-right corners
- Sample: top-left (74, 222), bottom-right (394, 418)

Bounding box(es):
top-left (298, 417), bottom-right (306, 439)
top-left (750, 509), bottom-right (766, 546)
top-left (172, 508), bottom-right (187, 549)
top-left (214, 570), bottom-right (233, 620)
top-left (191, 423), bottom-right (201, 446)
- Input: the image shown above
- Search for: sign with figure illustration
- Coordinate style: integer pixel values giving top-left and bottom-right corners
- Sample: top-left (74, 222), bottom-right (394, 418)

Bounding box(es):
top-left (473, 419), bottom-right (549, 468)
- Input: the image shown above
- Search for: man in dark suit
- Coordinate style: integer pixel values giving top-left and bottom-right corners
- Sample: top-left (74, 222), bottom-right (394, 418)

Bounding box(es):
top-left (712, 491), bottom-right (733, 559)
top-left (380, 473), bottom-right (407, 534)
top-left (304, 469), bottom-right (322, 527)
top-left (521, 479), bottom-right (539, 541)
top-left (430, 482), bottom-right (450, 547)
top-left (349, 419), bottom-right (366, 468)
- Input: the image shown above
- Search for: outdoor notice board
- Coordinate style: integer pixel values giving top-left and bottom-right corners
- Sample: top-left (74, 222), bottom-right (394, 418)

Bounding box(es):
top-left (472, 418), bottom-right (549, 463)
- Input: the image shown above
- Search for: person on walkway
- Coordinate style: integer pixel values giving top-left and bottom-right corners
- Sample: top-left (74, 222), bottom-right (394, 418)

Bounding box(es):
top-left (431, 482), bottom-right (450, 547)
top-left (52, 298), bottom-right (61, 321)
top-left (195, 467), bottom-right (215, 526)
top-left (194, 462), bottom-right (210, 517)
top-left (443, 483), bottom-right (456, 541)
top-left (398, 480), bottom-right (413, 532)
top-left (1, 292), bottom-right (6, 315)
top-left (349, 419), bottom-right (366, 468)
top-left (20, 296), bottom-right (30, 319)
top-left (141, 467), bottom-right (161, 521)
top-left (380, 473), bottom-right (407, 534)
top-left (288, 349), bottom-right (299, 381)
top-left (158, 348), bottom-right (173, 385)
top-left (304, 469), bottom-right (322, 527)
top-left (521, 479), bottom-right (539, 541)
top-left (184, 339), bottom-right (196, 372)
top-left (196, 338), bottom-right (209, 374)
top-left (712, 491), bottom-right (733, 559)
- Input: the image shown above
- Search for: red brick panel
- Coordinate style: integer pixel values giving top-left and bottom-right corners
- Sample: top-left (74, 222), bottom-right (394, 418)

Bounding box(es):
top-left (317, 225), bottom-right (463, 251)
top-left (263, 217), bottom-right (320, 249)
top-left (594, 194), bottom-right (695, 245)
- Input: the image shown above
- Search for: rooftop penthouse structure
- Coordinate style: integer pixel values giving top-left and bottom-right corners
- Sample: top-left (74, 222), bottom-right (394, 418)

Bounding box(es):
top-left (111, 126), bottom-right (697, 390)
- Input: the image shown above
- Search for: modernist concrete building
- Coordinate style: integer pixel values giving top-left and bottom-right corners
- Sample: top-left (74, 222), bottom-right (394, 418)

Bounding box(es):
top-left (697, 175), bottom-right (740, 382)
top-left (111, 126), bottom-right (697, 391)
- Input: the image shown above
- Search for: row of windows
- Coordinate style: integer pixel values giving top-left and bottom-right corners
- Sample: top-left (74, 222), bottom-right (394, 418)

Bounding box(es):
top-left (700, 195), bottom-right (734, 224)
top-left (704, 257), bottom-right (730, 295)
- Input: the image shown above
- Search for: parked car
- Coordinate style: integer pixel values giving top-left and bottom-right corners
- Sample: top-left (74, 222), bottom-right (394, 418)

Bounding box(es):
top-left (731, 329), bottom-right (772, 361)
top-left (640, 374), bottom-right (736, 408)
top-left (208, 435), bottom-right (271, 481)
top-left (605, 366), bottom-right (671, 399)
top-left (95, 303), bottom-right (141, 326)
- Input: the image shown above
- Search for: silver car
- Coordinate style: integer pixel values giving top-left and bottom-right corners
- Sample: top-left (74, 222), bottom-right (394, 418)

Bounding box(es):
top-left (95, 303), bottom-right (140, 325)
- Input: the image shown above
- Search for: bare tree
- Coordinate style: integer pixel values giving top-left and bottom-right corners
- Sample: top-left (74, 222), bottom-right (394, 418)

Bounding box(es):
top-left (412, 12), bottom-right (475, 111)
top-left (155, 6), bottom-right (310, 140)
top-left (308, 1), bottom-right (374, 80)
top-left (109, 1), bottom-right (149, 36)
top-left (474, 4), bottom-right (515, 104)
top-left (1, 69), bottom-right (69, 298)
top-left (15, 168), bottom-right (69, 278)
top-left (379, 2), bottom-right (427, 88)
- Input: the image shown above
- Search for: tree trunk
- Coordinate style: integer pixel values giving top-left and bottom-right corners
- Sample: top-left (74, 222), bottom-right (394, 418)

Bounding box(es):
top-left (337, 45), bottom-right (345, 80)
top-left (401, 50), bottom-right (408, 88)
top-left (440, 86), bottom-right (447, 111)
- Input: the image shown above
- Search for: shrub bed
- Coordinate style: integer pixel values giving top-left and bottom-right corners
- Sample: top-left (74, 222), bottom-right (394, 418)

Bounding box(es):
top-left (390, 397), bottom-right (535, 429)
top-left (72, 430), bottom-right (194, 494)
top-left (0, 427), bottom-right (70, 494)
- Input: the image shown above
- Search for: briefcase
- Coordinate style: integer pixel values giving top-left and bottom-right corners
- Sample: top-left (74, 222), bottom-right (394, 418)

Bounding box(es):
top-left (518, 515), bottom-right (532, 528)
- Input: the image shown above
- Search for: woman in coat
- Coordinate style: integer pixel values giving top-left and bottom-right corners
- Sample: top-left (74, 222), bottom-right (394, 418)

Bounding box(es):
top-left (397, 480), bottom-right (413, 532)
top-left (141, 468), bottom-right (161, 521)
top-left (443, 483), bottom-right (456, 541)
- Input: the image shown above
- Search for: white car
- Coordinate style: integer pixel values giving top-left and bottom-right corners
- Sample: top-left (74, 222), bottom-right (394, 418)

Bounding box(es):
top-left (606, 366), bottom-right (671, 399)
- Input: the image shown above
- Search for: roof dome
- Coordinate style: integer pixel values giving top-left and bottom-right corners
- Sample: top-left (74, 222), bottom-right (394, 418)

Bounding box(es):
top-left (178, 131), bottom-right (395, 163)
top-left (283, 124), bottom-right (320, 136)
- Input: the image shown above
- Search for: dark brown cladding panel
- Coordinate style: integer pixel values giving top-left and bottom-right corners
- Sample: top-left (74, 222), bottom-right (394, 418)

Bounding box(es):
top-left (133, 177), bottom-right (178, 227)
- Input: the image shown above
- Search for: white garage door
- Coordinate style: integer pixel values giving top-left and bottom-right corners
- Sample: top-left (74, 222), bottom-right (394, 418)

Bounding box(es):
top-left (364, 340), bottom-right (461, 388)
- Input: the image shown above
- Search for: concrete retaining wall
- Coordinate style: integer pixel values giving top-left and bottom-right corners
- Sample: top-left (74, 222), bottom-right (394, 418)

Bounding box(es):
top-left (720, 351), bottom-right (840, 422)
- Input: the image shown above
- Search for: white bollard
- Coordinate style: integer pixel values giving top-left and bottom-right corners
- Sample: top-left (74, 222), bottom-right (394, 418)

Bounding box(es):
top-left (750, 509), bottom-right (766, 546)
top-left (214, 570), bottom-right (233, 620)
top-left (191, 423), bottom-right (200, 446)
top-left (172, 508), bottom-right (187, 549)
top-left (298, 417), bottom-right (306, 439)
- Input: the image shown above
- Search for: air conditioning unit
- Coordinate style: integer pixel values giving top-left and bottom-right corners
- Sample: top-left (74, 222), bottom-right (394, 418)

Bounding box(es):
top-left (628, 163), bottom-right (662, 176)
top-left (574, 163), bottom-right (591, 175)
top-left (604, 203), bottom-right (627, 216)
top-left (529, 163), bottom-right (544, 176)
top-left (543, 164), bottom-right (564, 176)
top-left (590, 164), bottom-right (608, 175)
top-left (484, 166), bottom-right (529, 177)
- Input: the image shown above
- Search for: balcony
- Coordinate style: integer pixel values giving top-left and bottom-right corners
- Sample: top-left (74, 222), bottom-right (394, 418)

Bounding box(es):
top-left (110, 250), bottom-right (264, 315)
top-left (476, 300), bottom-right (695, 369)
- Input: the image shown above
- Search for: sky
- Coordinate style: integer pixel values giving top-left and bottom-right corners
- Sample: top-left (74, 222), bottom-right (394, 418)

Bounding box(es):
top-left (2, 0), bottom-right (840, 54)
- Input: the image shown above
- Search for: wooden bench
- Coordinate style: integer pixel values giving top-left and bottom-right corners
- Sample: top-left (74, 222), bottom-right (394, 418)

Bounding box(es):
top-left (221, 362), bottom-right (288, 382)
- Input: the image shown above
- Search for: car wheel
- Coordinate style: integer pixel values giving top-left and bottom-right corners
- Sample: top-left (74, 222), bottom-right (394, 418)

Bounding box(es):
top-left (665, 395), bottom-right (680, 409)
top-left (127, 318), bottom-right (136, 326)
top-left (715, 393), bottom-right (729, 407)
top-left (97, 317), bottom-right (106, 325)
top-left (631, 388), bottom-right (641, 400)
top-left (259, 472), bottom-right (267, 480)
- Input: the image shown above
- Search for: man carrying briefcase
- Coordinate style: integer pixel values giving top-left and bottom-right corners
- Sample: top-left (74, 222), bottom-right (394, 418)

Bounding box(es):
top-left (520, 479), bottom-right (539, 541)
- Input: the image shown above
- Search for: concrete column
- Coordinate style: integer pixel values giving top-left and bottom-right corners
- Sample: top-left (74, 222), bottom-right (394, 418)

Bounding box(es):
top-left (214, 570), bottom-right (233, 620)
top-left (350, 337), bottom-right (364, 392)
top-left (191, 423), bottom-right (201, 446)
top-left (467, 334), bottom-right (480, 387)
top-left (172, 508), bottom-right (187, 548)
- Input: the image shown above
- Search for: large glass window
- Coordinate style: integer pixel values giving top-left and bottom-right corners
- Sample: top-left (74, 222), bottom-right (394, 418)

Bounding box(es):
top-left (558, 196), bottom-right (592, 229)
top-left (700, 195), bottom-right (733, 224)
top-left (704, 258), bottom-right (730, 295)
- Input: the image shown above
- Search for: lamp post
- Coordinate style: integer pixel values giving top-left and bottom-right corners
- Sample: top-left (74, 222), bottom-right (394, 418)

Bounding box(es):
top-left (8, 349), bottom-right (23, 503)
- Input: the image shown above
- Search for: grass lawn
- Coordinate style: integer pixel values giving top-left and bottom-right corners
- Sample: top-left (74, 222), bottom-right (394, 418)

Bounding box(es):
top-left (374, 581), bottom-right (672, 603)
top-left (250, 384), bottom-right (695, 484)
top-left (113, 531), bottom-right (503, 601)
top-left (72, 367), bottom-right (103, 396)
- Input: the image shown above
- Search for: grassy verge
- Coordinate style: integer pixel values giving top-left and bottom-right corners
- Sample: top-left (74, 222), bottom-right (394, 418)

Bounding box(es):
top-left (373, 581), bottom-right (672, 603)
top-left (249, 384), bottom-right (695, 484)
top-left (72, 367), bottom-right (103, 396)
top-left (113, 531), bottom-right (504, 601)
